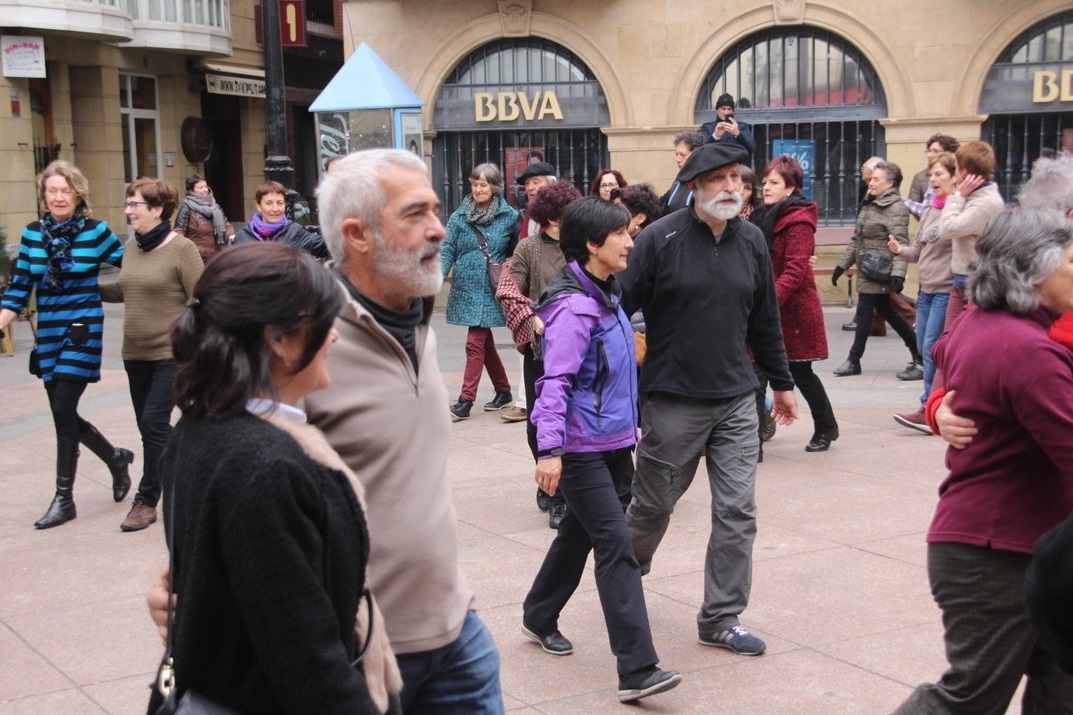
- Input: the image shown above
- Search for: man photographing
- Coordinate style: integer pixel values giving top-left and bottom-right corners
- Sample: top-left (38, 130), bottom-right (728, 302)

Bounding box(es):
top-left (700, 93), bottom-right (756, 156)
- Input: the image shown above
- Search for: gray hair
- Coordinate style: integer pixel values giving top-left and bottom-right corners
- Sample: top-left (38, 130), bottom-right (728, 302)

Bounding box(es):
top-left (873, 160), bottom-right (903, 188)
top-left (968, 208), bottom-right (1073, 314)
top-left (469, 162), bottom-right (504, 194)
top-left (316, 149), bottom-right (429, 265)
top-left (1018, 153), bottom-right (1073, 216)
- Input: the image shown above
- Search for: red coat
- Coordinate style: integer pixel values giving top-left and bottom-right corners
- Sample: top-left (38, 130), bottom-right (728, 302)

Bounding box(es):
top-left (770, 202), bottom-right (828, 361)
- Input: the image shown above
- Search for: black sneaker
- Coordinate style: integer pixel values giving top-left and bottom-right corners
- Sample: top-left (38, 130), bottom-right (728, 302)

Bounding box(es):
top-left (521, 623), bottom-right (573, 656)
top-left (548, 500), bottom-right (567, 529)
top-left (449, 399), bottom-right (473, 420)
top-left (484, 391), bottom-right (512, 411)
top-left (617, 666), bottom-right (682, 702)
top-left (536, 488), bottom-right (552, 512)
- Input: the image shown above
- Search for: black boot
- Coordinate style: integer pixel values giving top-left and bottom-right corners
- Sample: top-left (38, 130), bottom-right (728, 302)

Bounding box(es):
top-left (35, 438), bottom-right (79, 529)
top-left (833, 358), bottom-right (861, 377)
top-left (80, 424), bottom-right (133, 502)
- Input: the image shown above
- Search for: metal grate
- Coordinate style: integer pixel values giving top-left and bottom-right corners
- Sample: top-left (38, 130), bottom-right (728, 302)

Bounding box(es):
top-left (696, 27), bottom-right (886, 225)
top-left (433, 129), bottom-right (609, 214)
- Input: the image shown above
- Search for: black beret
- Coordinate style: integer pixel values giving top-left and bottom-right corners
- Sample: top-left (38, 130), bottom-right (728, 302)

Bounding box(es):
top-left (676, 143), bottom-right (749, 183)
top-left (715, 93), bottom-right (735, 110)
top-left (515, 162), bottom-right (557, 184)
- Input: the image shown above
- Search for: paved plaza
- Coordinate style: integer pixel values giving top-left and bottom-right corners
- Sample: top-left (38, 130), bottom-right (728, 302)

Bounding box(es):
top-left (0, 296), bottom-right (1025, 714)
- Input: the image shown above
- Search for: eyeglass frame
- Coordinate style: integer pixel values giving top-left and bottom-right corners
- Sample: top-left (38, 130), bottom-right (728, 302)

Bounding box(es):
top-left (124, 200), bottom-right (150, 209)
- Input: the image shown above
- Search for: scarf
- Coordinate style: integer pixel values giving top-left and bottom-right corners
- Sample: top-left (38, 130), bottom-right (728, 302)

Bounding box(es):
top-left (40, 210), bottom-right (86, 292)
top-left (462, 194), bottom-right (500, 227)
top-left (185, 193), bottom-right (229, 245)
top-left (135, 220), bottom-right (172, 252)
top-left (249, 212), bottom-right (290, 240)
top-left (340, 274), bottom-right (424, 374)
top-left (749, 193), bottom-right (812, 251)
top-left (932, 195), bottom-right (947, 209)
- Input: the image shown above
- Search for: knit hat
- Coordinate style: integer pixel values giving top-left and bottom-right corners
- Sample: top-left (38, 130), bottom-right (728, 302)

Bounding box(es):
top-left (715, 93), bottom-right (736, 111)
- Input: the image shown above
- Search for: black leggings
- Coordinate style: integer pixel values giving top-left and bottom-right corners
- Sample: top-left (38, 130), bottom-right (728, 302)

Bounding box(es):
top-left (850, 292), bottom-right (918, 361)
top-left (44, 378), bottom-right (90, 442)
top-left (754, 361), bottom-right (838, 435)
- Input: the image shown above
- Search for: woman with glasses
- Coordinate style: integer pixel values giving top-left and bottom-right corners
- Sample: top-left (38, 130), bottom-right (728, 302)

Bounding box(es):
top-left (0, 160), bottom-right (134, 529)
top-left (99, 178), bottom-right (203, 532)
top-left (441, 163), bottom-right (520, 420)
top-left (590, 169), bottom-right (628, 201)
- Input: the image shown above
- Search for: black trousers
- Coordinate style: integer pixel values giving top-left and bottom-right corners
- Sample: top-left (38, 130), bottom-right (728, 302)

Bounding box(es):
top-left (754, 362), bottom-right (837, 437)
top-left (523, 448), bottom-right (658, 675)
top-left (849, 292), bottom-right (918, 361)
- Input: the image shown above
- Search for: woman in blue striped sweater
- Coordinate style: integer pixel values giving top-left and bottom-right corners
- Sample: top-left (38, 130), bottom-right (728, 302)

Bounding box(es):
top-left (0, 161), bottom-right (134, 529)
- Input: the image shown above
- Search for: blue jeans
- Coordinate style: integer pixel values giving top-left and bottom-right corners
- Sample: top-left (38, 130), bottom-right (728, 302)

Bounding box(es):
top-left (124, 359), bottom-right (176, 507)
top-left (395, 611), bottom-right (504, 715)
top-left (915, 291), bottom-right (949, 404)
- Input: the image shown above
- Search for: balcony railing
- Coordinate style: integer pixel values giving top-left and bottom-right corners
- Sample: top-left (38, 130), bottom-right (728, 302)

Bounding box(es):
top-left (117, 0), bottom-right (231, 55)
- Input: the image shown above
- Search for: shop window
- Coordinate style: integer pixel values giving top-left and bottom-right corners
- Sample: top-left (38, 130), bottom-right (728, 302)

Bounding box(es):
top-left (432, 38), bottom-right (611, 212)
top-left (697, 28), bottom-right (887, 226)
top-left (980, 11), bottom-right (1073, 201)
top-left (120, 74), bottom-right (162, 182)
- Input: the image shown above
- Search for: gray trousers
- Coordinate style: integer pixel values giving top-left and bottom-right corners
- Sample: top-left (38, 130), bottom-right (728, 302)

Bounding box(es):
top-left (893, 542), bottom-right (1073, 715)
top-left (626, 392), bottom-right (759, 635)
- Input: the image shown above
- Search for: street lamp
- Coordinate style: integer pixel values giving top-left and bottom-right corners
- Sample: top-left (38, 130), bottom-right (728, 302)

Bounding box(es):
top-left (260, 0), bottom-right (294, 193)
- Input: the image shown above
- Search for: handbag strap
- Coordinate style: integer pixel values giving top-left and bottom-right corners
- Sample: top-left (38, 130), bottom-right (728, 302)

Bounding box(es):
top-left (470, 225), bottom-right (495, 263)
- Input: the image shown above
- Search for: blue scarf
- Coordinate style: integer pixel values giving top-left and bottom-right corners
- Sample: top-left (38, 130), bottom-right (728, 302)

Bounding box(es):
top-left (248, 212), bottom-right (289, 240)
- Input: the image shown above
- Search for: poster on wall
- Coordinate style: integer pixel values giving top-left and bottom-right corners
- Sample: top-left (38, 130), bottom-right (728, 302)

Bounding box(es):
top-left (400, 111), bottom-right (423, 156)
top-left (773, 139), bottom-right (815, 200)
top-left (2, 36), bottom-right (46, 78)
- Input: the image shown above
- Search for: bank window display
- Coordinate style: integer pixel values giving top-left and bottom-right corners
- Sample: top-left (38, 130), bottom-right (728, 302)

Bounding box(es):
top-left (120, 73), bottom-right (162, 183)
top-left (696, 28), bottom-right (886, 226)
top-left (432, 38), bottom-right (611, 213)
top-left (981, 10), bottom-right (1073, 201)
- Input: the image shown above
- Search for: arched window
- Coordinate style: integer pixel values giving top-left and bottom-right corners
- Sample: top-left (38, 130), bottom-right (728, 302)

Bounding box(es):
top-left (697, 28), bottom-right (887, 226)
top-left (433, 38), bottom-right (610, 212)
top-left (981, 11), bottom-right (1073, 200)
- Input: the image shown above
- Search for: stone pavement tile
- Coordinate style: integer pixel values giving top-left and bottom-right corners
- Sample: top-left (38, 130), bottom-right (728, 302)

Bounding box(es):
top-left (0, 688), bottom-right (107, 714)
top-left (818, 618), bottom-right (946, 690)
top-left (5, 595), bottom-right (161, 686)
top-left (458, 534), bottom-right (547, 611)
top-left (82, 674), bottom-right (157, 715)
top-left (0, 622), bottom-right (72, 701)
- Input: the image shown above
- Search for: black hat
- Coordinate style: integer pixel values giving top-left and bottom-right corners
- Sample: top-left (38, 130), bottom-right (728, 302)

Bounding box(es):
top-left (715, 93), bottom-right (735, 110)
top-left (516, 162), bottom-right (556, 184)
top-left (676, 143), bottom-right (749, 183)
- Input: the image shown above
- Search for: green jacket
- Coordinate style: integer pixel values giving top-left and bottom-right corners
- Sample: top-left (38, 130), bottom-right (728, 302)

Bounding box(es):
top-left (838, 187), bottom-right (910, 295)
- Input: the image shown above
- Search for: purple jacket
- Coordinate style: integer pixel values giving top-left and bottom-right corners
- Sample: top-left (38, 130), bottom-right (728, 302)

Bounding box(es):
top-left (531, 261), bottom-right (638, 455)
top-left (929, 304), bottom-right (1073, 554)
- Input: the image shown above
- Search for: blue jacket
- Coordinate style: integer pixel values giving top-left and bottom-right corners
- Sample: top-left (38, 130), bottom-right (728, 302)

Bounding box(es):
top-left (441, 197), bottom-right (519, 327)
top-left (532, 261), bottom-right (638, 455)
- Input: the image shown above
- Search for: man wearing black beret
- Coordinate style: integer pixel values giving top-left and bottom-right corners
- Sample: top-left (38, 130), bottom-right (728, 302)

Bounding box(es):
top-left (700, 93), bottom-right (756, 155)
top-left (619, 141), bottom-right (798, 657)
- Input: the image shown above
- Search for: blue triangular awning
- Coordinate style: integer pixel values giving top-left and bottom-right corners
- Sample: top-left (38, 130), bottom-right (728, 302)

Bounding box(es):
top-left (309, 42), bottom-right (423, 112)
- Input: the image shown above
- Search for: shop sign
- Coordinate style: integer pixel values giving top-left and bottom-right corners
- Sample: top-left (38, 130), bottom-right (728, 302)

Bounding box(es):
top-left (434, 82), bottom-right (609, 131)
top-left (206, 73), bottom-right (266, 98)
top-left (980, 62), bottom-right (1073, 113)
top-left (2, 35), bottom-right (46, 78)
top-left (475, 91), bottom-right (564, 122)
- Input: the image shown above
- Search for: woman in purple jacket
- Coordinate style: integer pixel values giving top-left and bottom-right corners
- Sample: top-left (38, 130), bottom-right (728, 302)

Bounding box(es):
top-left (520, 197), bottom-right (681, 703)
top-left (893, 207), bottom-right (1073, 714)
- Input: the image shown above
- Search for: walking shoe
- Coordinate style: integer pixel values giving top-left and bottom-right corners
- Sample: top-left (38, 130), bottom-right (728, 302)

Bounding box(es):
top-left (548, 500), bottom-right (567, 529)
top-left (805, 427), bottom-right (839, 453)
top-left (617, 666), bottom-right (683, 702)
top-left (501, 405), bottom-right (527, 422)
top-left (699, 625), bottom-right (766, 655)
top-left (833, 358), bottom-right (861, 376)
top-left (841, 320), bottom-right (857, 332)
top-left (521, 623), bottom-right (573, 655)
top-left (536, 488), bottom-right (552, 512)
top-left (120, 499), bottom-right (158, 532)
top-left (893, 407), bottom-right (933, 434)
top-left (449, 399), bottom-right (473, 420)
top-left (896, 361), bottom-right (924, 381)
top-left (760, 413), bottom-right (777, 442)
top-left (484, 391), bottom-right (512, 411)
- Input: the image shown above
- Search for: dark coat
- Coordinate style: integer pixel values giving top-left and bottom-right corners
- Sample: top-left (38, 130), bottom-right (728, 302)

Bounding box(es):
top-left (235, 221), bottom-right (330, 260)
top-left (769, 202), bottom-right (828, 361)
top-left (837, 187), bottom-right (910, 294)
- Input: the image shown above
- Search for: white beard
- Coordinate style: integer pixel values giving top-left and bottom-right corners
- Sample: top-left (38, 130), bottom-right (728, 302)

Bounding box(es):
top-left (373, 229), bottom-right (444, 298)
top-left (699, 190), bottom-right (744, 221)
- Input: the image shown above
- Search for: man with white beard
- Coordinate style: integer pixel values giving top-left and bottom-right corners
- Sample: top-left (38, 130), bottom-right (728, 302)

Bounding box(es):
top-left (618, 142), bottom-right (798, 657)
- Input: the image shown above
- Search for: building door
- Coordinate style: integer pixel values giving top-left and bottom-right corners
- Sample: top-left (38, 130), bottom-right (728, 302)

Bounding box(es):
top-left (201, 93), bottom-right (244, 221)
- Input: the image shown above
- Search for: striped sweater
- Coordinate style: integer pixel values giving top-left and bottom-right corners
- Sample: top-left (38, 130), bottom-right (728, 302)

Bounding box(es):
top-left (2, 217), bottom-right (124, 382)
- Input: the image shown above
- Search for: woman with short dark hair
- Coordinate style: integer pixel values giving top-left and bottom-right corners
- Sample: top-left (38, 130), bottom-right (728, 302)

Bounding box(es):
top-left (102, 177), bottom-right (204, 532)
top-left (893, 207), bottom-right (1073, 713)
top-left (174, 174), bottom-right (235, 263)
top-left (612, 183), bottom-right (662, 236)
top-left (522, 196), bottom-right (682, 704)
top-left (235, 181), bottom-right (329, 259)
top-left (149, 242), bottom-right (398, 714)
top-left (0, 160), bottom-right (133, 529)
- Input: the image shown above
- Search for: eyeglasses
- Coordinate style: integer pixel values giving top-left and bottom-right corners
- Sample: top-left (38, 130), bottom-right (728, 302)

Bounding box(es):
top-left (599, 182), bottom-right (619, 189)
top-left (124, 201), bottom-right (149, 209)
top-left (45, 188), bottom-right (75, 198)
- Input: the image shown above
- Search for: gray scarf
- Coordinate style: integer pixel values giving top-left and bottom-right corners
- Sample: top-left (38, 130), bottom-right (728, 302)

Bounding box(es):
top-left (185, 193), bottom-right (229, 246)
top-left (462, 193), bottom-right (500, 227)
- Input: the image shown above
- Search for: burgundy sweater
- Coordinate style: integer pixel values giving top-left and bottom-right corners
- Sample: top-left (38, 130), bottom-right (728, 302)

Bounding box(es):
top-left (929, 304), bottom-right (1073, 554)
